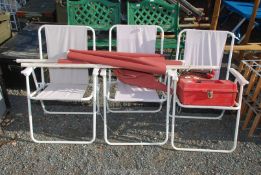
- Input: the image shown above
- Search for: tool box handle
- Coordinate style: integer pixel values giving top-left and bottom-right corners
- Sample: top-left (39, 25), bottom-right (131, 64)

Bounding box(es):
top-left (195, 80), bottom-right (223, 84)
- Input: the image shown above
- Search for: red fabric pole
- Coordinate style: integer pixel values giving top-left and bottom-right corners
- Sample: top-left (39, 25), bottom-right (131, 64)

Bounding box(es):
top-left (66, 50), bottom-right (166, 74)
top-left (58, 50), bottom-right (183, 92)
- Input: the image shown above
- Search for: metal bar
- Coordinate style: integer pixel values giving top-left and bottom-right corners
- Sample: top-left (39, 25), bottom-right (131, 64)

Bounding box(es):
top-left (21, 63), bottom-right (112, 68)
top-left (167, 0), bottom-right (204, 17)
top-left (231, 18), bottom-right (246, 33)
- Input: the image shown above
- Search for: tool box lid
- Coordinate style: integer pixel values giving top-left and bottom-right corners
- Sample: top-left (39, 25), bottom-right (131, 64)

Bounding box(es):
top-left (178, 78), bottom-right (238, 93)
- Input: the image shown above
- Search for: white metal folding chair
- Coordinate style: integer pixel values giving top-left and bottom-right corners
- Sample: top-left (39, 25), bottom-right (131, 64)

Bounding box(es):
top-left (101, 24), bottom-right (171, 145)
top-left (170, 29), bottom-right (249, 153)
top-left (21, 25), bottom-right (99, 144)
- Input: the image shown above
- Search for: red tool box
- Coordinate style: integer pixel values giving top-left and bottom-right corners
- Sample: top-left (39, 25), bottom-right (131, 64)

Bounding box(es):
top-left (177, 78), bottom-right (238, 106)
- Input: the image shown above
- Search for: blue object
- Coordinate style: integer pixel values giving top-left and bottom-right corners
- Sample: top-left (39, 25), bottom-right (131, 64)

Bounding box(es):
top-left (223, 1), bottom-right (261, 19)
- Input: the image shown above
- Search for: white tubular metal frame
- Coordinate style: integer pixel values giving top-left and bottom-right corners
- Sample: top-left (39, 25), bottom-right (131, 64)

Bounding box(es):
top-left (108, 25), bottom-right (165, 113)
top-left (109, 25), bottom-right (164, 54)
top-left (22, 25), bottom-right (98, 144)
top-left (101, 69), bottom-right (173, 146)
top-left (171, 29), bottom-right (249, 153)
top-left (103, 25), bottom-right (168, 145)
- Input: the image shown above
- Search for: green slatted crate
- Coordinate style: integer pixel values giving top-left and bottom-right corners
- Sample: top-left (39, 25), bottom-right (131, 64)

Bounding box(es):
top-left (67, 0), bottom-right (121, 48)
top-left (127, 0), bottom-right (180, 51)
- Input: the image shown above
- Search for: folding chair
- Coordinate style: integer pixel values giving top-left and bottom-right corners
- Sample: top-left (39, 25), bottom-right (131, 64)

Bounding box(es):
top-left (170, 29), bottom-right (249, 153)
top-left (101, 24), bottom-right (171, 145)
top-left (21, 25), bottom-right (98, 144)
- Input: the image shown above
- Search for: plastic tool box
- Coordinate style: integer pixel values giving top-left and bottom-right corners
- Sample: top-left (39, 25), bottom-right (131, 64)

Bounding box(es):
top-left (177, 78), bottom-right (238, 106)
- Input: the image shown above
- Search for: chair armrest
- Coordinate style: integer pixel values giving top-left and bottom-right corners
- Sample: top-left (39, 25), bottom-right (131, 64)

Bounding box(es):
top-left (92, 68), bottom-right (99, 76)
top-left (229, 68), bottom-right (249, 86)
top-left (21, 67), bottom-right (33, 76)
top-left (167, 70), bottom-right (179, 81)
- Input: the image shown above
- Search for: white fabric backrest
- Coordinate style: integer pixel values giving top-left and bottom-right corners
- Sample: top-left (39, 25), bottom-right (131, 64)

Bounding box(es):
top-left (45, 25), bottom-right (89, 84)
top-left (183, 29), bottom-right (228, 79)
top-left (116, 25), bottom-right (157, 53)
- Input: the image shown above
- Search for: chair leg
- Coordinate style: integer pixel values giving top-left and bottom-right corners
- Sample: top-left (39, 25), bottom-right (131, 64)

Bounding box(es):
top-left (27, 97), bottom-right (96, 144)
top-left (171, 109), bottom-right (241, 153)
top-left (103, 72), bottom-right (170, 145)
top-left (171, 98), bottom-right (241, 153)
top-left (175, 109), bottom-right (225, 120)
top-left (25, 78), bottom-right (96, 144)
top-left (103, 110), bottom-right (169, 146)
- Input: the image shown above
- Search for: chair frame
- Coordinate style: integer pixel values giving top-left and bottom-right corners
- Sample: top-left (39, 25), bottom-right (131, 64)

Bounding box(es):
top-left (101, 24), bottom-right (171, 145)
top-left (22, 25), bottom-right (99, 144)
top-left (107, 25), bottom-right (165, 113)
top-left (170, 29), bottom-right (249, 153)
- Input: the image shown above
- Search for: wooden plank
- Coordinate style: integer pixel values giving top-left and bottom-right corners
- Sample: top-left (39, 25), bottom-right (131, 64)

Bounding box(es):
top-left (242, 109), bottom-right (254, 129)
top-left (184, 17), bottom-right (209, 22)
top-left (251, 77), bottom-right (261, 102)
top-left (210, 0), bottom-right (221, 30)
top-left (248, 115), bottom-right (260, 137)
top-left (239, 0), bottom-right (261, 60)
top-left (245, 67), bottom-right (260, 95)
top-left (243, 62), bottom-right (253, 79)
top-left (241, 0), bottom-right (261, 45)
top-left (239, 62), bottom-right (245, 73)
top-left (224, 43), bottom-right (261, 51)
top-left (180, 23), bottom-right (210, 28)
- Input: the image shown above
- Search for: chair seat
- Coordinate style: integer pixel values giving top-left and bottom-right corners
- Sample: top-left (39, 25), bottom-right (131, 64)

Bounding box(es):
top-left (114, 81), bottom-right (160, 102)
top-left (34, 83), bottom-right (87, 101)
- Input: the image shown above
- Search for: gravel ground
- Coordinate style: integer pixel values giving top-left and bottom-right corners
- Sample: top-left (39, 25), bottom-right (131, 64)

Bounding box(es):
top-left (0, 89), bottom-right (260, 175)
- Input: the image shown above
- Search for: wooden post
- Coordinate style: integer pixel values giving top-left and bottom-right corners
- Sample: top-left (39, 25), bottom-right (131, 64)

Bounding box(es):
top-left (210, 0), bottom-right (222, 30)
top-left (238, 0), bottom-right (261, 60)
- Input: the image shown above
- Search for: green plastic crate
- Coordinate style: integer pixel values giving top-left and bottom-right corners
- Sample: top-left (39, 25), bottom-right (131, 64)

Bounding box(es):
top-left (127, 0), bottom-right (180, 50)
top-left (128, 0), bottom-right (179, 32)
top-left (67, 0), bottom-right (121, 31)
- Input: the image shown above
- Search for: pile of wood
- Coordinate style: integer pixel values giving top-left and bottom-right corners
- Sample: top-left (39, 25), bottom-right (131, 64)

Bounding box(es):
top-left (239, 58), bottom-right (261, 138)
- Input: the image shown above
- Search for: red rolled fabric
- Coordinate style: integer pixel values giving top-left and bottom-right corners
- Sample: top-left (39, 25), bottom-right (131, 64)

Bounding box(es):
top-left (114, 69), bottom-right (167, 92)
top-left (58, 59), bottom-right (88, 64)
top-left (66, 50), bottom-right (166, 74)
top-left (58, 50), bottom-right (183, 91)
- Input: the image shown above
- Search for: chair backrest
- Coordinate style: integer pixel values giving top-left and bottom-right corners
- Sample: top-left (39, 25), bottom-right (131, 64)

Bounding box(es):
top-left (38, 25), bottom-right (96, 84)
top-left (127, 0), bottom-right (179, 34)
top-left (109, 25), bottom-right (164, 54)
top-left (176, 29), bottom-right (235, 79)
top-left (67, 0), bottom-right (121, 31)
